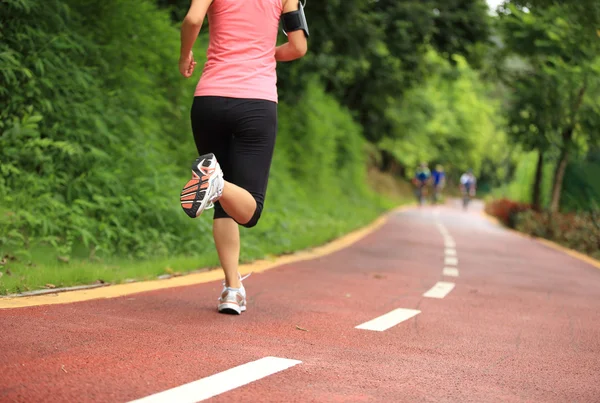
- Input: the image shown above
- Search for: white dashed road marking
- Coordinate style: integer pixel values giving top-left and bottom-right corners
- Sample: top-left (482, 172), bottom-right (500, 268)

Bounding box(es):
top-left (445, 248), bottom-right (456, 256)
top-left (423, 281), bottom-right (456, 299)
top-left (444, 240), bottom-right (456, 248)
top-left (444, 256), bottom-right (458, 266)
top-left (443, 267), bottom-right (459, 277)
top-left (355, 308), bottom-right (421, 332)
top-left (128, 357), bottom-right (302, 403)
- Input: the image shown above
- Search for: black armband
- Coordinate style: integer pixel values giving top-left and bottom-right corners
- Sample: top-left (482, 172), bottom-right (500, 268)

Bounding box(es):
top-left (282, 1), bottom-right (309, 38)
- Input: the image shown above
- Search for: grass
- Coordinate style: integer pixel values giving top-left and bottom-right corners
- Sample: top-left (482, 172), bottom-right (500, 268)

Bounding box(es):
top-left (0, 172), bottom-right (412, 295)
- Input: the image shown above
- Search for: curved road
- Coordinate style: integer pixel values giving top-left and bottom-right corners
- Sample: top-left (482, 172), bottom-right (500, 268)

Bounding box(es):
top-left (1, 202), bottom-right (599, 402)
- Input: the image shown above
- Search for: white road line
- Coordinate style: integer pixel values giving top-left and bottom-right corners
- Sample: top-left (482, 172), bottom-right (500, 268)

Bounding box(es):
top-left (128, 357), bottom-right (302, 403)
top-left (445, 248), bottom-right (457, 256)
top-left (423, 281), bottom-right (456, 299)
top-left (443, 267), bottom-right (459, 277)
top-left (444, 256), bottom-right (458, 266)
top-left (355, 308), bottom-right (421, 332)
top-left (444, 240), bottom-right (456, 248)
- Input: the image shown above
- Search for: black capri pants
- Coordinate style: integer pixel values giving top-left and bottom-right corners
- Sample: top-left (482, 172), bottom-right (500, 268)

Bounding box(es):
top-left (191, 96), bottom-right (277, 228)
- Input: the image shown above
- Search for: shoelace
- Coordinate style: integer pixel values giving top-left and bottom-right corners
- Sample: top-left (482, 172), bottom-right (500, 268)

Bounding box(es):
top-left (205, 175), bottom-right (223, 210)
top-left (221, 272), bottom-right (252, 287)
top-left (218, 272), bottom-right (252, 300)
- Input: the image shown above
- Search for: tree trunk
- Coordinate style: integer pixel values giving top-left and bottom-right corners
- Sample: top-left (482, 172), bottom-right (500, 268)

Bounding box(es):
top-left (532, 150), bottom-right (544, 211)
top-left (550, 144), bottom-right (569, 213)
top-left (549, 84), bottom-right (586, 213)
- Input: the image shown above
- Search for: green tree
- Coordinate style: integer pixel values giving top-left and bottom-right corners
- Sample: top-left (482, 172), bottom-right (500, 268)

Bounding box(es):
top-left (279, 1), bottom-right (492, 153)
top-left (497, 2), bottom-right (600, 211)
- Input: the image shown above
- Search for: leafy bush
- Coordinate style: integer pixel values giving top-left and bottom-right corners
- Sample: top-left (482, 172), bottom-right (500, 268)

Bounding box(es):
top-left (515, 210), bottom-right (600, 259)
top-left (485, 198), bottom-right (531, 228)
top-left (486, 199), bottom-right (600, 259)
top-left (1, 0), bottom-right (201, 260)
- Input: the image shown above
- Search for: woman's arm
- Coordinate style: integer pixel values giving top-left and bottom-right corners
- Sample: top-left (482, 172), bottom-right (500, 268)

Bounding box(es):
top-left (179, 0), bottom-right (213, 78)
top-left (275, 0), bottom-right (308, 62)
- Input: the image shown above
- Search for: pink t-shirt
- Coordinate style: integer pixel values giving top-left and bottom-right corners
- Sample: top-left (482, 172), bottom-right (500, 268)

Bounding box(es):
top-left (195, 0), bottom-right (282, 103)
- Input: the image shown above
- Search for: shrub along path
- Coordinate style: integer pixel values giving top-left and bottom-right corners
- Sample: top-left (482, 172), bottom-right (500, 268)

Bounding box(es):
top-left (485, 198), bottom-right (600, 259)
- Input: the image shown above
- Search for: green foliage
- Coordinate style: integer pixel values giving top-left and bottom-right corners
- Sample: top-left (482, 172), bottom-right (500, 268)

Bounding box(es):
top-left (495, 2), bottom-right (600, 210)
top-left (493, 151), bottom-right (552, 205)
top-left (494, 149), bottom-right (600, 213)
top-left (1, 0), bottom-right (201, 260)
top-left (277, 0), bottom-right (492, 146)
top-left (380, 50), bottom-right (507, 182)
top-left (507, 0), bottom-right (600, 31)
top-left (561, 152), bottom-right (600, 212)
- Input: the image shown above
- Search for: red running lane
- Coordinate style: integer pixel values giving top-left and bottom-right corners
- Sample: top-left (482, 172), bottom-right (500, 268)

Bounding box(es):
top-left (1, 204), bottom-right (600, 402)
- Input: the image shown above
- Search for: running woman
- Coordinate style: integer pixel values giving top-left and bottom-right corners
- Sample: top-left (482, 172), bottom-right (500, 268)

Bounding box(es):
top-left (178, 0), bottom-right (308, 314)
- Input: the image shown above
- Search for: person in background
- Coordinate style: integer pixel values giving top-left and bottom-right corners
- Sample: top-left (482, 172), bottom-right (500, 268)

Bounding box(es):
top-left (431, 164), bottom-right (446, 204)
top-left (413, 162), bottom-right (431, 206)
top-left (459, 168), bottom-right (477, 209)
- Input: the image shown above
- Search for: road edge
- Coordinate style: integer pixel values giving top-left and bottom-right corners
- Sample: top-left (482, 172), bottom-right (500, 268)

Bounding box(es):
top-left (0, 205), bottom-right (412, 309)
top-left (482, 212), bottom-right (600, 270)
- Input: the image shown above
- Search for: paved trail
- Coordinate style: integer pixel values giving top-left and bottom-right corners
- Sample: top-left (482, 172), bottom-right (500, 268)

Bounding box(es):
top-left (1, 202), bottom-right (600, 402)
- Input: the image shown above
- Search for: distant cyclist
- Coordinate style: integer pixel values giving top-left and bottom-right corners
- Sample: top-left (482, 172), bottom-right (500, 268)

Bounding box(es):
top-left (459, 169), bottom-right (477, 209)
top-left (430, 164), bottom-right (446, 204)
top-left (413, 162), bottom-right (431, 206)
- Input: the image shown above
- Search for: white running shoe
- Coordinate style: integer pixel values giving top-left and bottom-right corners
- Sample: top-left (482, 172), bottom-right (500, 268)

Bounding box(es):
top-left (218, 273), bottom-right (251, 315)
top-left (180, 153), bottom-right (224, 218)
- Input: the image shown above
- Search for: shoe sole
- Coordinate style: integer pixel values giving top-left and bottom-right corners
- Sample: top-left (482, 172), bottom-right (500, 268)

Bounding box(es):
top-left (180, 154), bottom-right (219, 218)
top-left (218, 302), bottom-right (246, 315)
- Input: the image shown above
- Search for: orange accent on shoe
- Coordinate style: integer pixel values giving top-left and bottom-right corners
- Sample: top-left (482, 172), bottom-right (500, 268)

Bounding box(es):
top-left (181, 194), bottom-right (196, 201)
top-left (183, 185), bottom-right (199, 193)
top-left (183, 179), bottom-right (199, 190)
